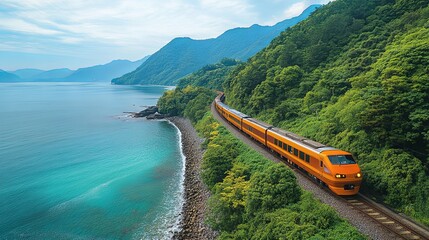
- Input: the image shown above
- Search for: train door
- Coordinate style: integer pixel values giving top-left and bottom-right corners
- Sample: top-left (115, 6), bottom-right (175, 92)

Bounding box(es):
top-left (320, 156), bottom-right (332, 183)
top-left (320, 160), bottom-right (325, 180)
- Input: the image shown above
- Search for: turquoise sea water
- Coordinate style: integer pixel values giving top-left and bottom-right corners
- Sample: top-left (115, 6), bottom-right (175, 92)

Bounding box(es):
top-left (0, 83), bottom-right (184, 239)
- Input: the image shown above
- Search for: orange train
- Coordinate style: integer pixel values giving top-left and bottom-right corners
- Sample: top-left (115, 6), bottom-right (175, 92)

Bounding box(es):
top-left (214, 93), bottom-right (362, 195)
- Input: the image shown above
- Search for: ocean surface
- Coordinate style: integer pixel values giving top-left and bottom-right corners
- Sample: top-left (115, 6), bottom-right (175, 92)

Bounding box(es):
top-left (0, 83), bottom-right (184, 239)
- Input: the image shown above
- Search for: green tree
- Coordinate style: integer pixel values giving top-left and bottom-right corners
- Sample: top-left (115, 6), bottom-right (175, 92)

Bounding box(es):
top-left (206, 164), bottom-right (250, 231)
top-left (223, 0), bottom-right (429, 225)
top-left (247, 164), bottom-right (301, 214)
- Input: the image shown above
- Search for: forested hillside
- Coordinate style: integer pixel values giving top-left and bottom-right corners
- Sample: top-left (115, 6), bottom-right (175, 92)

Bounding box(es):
top-left (111, 5), bottom-right (319, 86)
top-left (157, 86), bottom-right (364, 239)
top-left (177, 59), bottom-right (241, 90)
top-left (223, 0), bottom-right (429, 225)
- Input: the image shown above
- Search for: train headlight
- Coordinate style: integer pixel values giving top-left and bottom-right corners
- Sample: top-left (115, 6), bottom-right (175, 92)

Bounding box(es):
top-left (335, 174), bottom-right (346, 178)
top-left (356, 172), bottom-right (362, 178)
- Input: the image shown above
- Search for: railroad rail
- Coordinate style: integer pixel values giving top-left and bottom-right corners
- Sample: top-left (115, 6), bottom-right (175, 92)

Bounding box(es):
top-left (211, 101), bottom-right (429, 240)
top-left (342, 194), bottom-right (429, 240)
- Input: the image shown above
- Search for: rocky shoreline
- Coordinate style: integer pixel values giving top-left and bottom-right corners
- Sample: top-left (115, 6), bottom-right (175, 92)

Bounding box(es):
top-left (126, 106), bottom-right (167, 119)
top-left (168, 117), bottom-right (217, 240)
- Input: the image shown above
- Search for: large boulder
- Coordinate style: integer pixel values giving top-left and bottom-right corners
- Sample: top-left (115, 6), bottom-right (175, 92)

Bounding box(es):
top-left (134, 106), bottom-right (158, 117)
top-left (146, 112), bottom-right (166, 120)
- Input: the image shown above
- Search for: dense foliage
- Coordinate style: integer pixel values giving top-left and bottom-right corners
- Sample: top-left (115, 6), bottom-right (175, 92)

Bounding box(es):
top-left (157, 85), bottom-right (216, 123)
top-left (224, 0), bottom-right (429, 225)
top-left (157, 59), bottom-right (241, 122)
top-left (156, 73), bottom-right (364, 238)
top-left (195, 113), bottom-right (364, 239)
top-left (177, 59), bottom-right (241, 91)
top-left (111, 6), bottom-right (319, 86)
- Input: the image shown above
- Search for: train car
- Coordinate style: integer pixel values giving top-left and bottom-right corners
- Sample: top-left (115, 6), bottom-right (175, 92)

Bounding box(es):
top-left (242, 118), bottom-right (272, 145)
top-left (214, 97), bottom-right (228, 120)
top-left (215, 100), bottom-right (226, 116)
top-left (223, 107), bottom-right (248, 129)
top-left (213, 93), bottom-right (362, 195)
top-left (266, 127), bottom-right (362, 195)
top-left (215, 92), bottom-right (224, 103)
top-left (221, 103), bottom-right (229, 119)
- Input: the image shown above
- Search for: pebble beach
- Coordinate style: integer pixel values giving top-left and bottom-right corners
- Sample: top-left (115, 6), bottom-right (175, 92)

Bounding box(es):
top-left (168, 117), bottom-right (217, 240)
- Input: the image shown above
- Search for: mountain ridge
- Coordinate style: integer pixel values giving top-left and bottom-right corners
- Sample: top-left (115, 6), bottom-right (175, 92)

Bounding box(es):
top-left (10, 69), bottom-right (44, 79)
top-left (0, 70), bottom-right (21, 82)
top-left (4, 56), bottom-right (149, 82)
top-left (63, 58), bottom-right (147, 82)
top-left (112, 5), bottom-right (320, 86)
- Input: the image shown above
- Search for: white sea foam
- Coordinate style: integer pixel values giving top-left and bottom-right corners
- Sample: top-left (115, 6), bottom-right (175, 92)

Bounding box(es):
top-left (134, 120), bottom-right (186, 240)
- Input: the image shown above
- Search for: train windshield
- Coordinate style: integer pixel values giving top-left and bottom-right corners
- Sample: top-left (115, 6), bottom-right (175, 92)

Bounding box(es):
top-left (328, 155), bottom-right (356, 165)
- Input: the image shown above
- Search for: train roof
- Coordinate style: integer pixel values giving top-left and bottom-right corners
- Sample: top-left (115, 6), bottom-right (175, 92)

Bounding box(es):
top-left (218, 102), bottom-right (229, 109)
top-left (270, 127), bottom-right (337, 153)
top-left (245, 118), bottom-right (272, 129)
top-left (230, 109), bottom-right (248, 118)
top-left (215, 94), bottom-right (225, 102)
top-left (217, 102), bottom-right (248, 118)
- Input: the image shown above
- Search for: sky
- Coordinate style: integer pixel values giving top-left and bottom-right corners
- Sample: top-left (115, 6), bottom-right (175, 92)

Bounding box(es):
top-left (0, 0), bottom-right (331, 71)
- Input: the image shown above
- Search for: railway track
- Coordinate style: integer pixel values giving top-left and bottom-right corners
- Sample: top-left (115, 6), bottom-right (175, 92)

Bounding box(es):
top-left (210, 102), bottom-right (429, 240)
top-left (343, 194), bottom-right (429, 240)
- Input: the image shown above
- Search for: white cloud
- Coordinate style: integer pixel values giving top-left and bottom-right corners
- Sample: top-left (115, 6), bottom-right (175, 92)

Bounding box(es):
top-left (0, 0), bottom-right (334, 69)
top-left (200, 0), bottom-right (252, 15)
top-left (0, 0), bottom-right (257, 50)
top-left (283, 1), bottom-right (308, 19)
top-left (0, 18), bottom-right (61, 35)
top-left (58, 36), bottom-right (83, 44)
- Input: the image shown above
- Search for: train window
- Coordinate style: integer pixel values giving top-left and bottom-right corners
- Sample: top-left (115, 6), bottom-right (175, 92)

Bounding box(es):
top-left (293, 148), bottom-right (298, 156)
top-left (320, 161), bottom-right (323, 167)
top-left (328, 155), bottom-right (356, 165)
top-left (274, 139), bottom-right (277, 145)
top-left (288, 145), bottom-right (292, 153)
top-left (278, 141), bottom-right (283, 148)
top-left (283, 143), bottom-right (288, 150)
top-left (230, 117), bottom-right (240, 124)
top-left (299, 151), bottom-right (304, 160)
top-left (305, 154), bottom-right (310, 163)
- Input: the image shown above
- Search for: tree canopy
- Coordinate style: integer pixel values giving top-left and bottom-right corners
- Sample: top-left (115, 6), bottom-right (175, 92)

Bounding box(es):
top-left (224, 0), bottom-right (429, 225)
top-left (156, 0), bottom-right (429, 229)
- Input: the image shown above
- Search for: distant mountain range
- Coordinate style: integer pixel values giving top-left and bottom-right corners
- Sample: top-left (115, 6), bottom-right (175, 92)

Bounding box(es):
top-left (0, 70), bottom-right (21, 82)
top-left (63, 58), bottom-right (147, 82)
top-left (1, 56), bottom-right (149, 82)
top-left (112, 5), bottom-right (320, 86)
top-left (10, 69), bottom-right (45, 79)
top-left (30, 68), bottom-right (74, 80)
